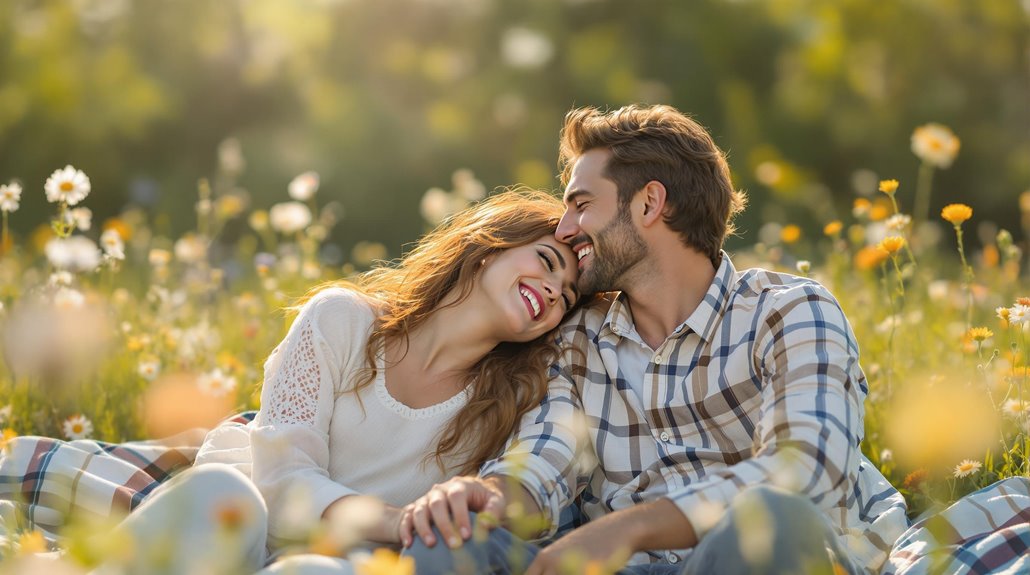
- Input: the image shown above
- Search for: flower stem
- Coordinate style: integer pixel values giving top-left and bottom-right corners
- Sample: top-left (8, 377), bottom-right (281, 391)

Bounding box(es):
top-left (954, 224), bottom-right (974, 328)
top-left (914, 161), bottom-right (935, 227)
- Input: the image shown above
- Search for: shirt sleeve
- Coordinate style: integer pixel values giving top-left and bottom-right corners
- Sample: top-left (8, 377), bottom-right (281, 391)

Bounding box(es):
top-left (249, 288), bottom-right (373, 543)
top-left (664, 283), bottom-right (866, 541)
top-left (479, 339), bottom-right (589, 539)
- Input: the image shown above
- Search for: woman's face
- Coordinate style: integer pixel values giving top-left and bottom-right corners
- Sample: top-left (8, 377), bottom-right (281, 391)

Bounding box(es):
top-left (478, 234), bottom-right (580, 343)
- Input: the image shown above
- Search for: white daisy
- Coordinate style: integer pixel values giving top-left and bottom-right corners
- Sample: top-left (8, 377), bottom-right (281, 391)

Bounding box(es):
top-left (44, 165), bottom-right (91, 206)
top-left (288, 171), bottom-right (320, 201)
top-left (197, 368), bottom-right (237, 398)
top-left (953, 459), bottom-right (982, 478)
top-left (65, 207), bottom-right (93, 231)
top-left (62, 414), bottom-right (94, 440)
top-left (1008, 304), bottom-right (1030, 325)
top-left (45, 236), bottom-right (101, 272)
top-left (269, 202), bottom-right (312, 234)
top-left (138, 359), bottom-right (161, 382)
top-left (100, 229), bottom-right (125, 260)
top-left (0, 182), bottom-right (22, 213)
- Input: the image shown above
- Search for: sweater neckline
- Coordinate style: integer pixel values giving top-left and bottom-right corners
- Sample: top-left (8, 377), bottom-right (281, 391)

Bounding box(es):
top-left (372, 346), bottom-right (469, 420)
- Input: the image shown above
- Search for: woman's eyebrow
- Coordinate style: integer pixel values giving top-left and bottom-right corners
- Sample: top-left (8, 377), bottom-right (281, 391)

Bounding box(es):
top-left (540, 243), bottom-right (567, 270)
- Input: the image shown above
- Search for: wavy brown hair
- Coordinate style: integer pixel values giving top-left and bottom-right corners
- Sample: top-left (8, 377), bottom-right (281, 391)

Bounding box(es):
top-left (295, 188), bottom-right (580, 475)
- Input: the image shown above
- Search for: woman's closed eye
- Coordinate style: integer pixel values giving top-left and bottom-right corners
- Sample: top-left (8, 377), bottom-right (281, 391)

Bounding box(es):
top-left (538, 250), bottom-right (572, 310)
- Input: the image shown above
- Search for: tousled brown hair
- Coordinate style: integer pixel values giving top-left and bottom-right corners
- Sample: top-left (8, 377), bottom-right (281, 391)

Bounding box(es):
top-left (294, 189), bottom-right (578, 475)
top-left (559, 104), bottom-right (746, 266)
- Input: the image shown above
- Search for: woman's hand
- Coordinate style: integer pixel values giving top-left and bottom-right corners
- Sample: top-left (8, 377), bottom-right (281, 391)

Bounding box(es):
top-left (398, 476), bottom-right (507, 549)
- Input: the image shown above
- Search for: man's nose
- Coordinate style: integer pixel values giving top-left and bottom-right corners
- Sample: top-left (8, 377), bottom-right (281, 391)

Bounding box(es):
top-left (555, 212), bottom-right (577, 244)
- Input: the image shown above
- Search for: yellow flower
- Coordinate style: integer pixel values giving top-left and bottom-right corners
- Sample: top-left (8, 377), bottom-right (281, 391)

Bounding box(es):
top-left (877, 236), bottom-right (906, 255)
top-left (967, 327), bottom-right (993, 342)
top-left (941, 203), bottom-right (972, 226)
top-left (879, 179), bottom-right (899, 196)
top-left (780, 225), bottom-right (802, 244)
top-left (17, 530), bottom-right (48, 555)
top-left (852, 198), bottom-right (871, 218)
top-left (911, 123), bottom-right (960, 168)
top-left (1, 428), bottom-right (17, 451)
top-left (869, 201), bottom-right (891, 222)
top-left (823, 220), bottom-right (843, 237)
top-left (356, 549), bottom-right (415, 575)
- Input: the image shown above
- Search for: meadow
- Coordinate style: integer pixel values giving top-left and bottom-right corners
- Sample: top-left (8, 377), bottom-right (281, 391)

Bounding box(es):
top-left (0, 123), bottom-right (1027, 574)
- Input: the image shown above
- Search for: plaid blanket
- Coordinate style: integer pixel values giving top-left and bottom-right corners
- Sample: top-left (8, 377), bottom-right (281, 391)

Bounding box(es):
top-left (0, 412), bottom-right (256, 546)
top-left (2, 412), bottom-right (1029, 573)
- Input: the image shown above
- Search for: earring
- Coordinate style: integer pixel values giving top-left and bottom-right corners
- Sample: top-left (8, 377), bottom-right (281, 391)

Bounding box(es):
top-left (480, 258), bottom-right (486, 266)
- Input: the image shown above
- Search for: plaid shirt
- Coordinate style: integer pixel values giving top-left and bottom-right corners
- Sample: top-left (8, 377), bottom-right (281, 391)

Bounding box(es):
top-left (481, 253), bottom-right (909, 571)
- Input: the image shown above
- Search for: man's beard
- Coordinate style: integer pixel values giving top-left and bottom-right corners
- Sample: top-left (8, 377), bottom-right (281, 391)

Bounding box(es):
top-left (579, 209), bottom-right (647, 294)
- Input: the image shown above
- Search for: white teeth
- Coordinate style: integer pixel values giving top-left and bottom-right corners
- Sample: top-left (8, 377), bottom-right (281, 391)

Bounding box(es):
top-left (520, 287), bottom-right (541, 318)
top-left (577, 246), bottom-right (593, 261)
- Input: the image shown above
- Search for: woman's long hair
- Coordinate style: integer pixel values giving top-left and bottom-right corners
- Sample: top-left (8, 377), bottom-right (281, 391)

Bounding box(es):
top-left (296, 188), bottom-right (576, 474)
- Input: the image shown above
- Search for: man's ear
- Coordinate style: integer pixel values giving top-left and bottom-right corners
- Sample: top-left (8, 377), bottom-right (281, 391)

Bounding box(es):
top-left (638, 180), bottom-right (667, 227)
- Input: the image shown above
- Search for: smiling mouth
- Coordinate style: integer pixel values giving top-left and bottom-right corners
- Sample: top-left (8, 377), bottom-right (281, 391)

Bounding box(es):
top-left (519, 284), bottom-right (543, 320)
top-left (575, 244), bottom-right (593, 269)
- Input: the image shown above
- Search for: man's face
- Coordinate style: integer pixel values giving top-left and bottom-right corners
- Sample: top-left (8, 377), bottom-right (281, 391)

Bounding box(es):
top-left (556, 149), bottom-right (647, 294)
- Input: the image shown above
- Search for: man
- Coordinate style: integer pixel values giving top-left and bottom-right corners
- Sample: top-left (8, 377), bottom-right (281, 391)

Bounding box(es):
top-left (402, 104), bottom-right (909, 574)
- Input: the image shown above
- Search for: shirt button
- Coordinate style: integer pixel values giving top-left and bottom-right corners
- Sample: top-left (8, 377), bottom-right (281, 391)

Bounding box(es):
top-left (654, 355), bottom-right (663, 365)
top-left (667, 552), bottom-right (680, 564)
top-left (659, 431), bottom-right (671, 442)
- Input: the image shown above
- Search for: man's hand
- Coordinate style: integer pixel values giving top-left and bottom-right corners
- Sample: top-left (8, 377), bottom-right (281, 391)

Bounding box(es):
top-left (398, 476), bottom-right (507, 549)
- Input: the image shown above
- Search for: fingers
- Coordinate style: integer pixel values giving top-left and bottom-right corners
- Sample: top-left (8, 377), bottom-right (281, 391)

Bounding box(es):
top-left (398, 505), bottom-right (414, 548)
top-left (445, 483), bottom-right (472, 541)
top-left (427, 488), bottom-right (462, 548)
top-left (411, 497), bottom-right (438, 547)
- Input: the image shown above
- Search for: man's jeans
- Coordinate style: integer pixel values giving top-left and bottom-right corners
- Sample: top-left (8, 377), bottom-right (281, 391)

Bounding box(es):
top-left (404, 485), bottom-right (858, 575)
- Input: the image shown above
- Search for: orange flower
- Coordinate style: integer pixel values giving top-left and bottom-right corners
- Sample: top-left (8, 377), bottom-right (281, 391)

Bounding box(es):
top-left (855, 245), bottom-right (889, 270)
top-left (967, 327), bottom-right (993, 342)
top-left (780, 225), bottom-right (802, 244)
top-left (823, 220), bottom-right (843, 236)
top-left (879, 179), bottom-right (899, 196)
top-left (941, 203), bottom-right (972, 226)
top-left (902, 468), bottom-right (929, 491)
top-left (877, 236), bottom-right (906, 255)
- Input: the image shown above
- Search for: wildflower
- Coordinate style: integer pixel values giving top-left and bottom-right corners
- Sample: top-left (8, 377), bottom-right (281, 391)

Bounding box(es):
top-left (877, 236), bottom-right (905, 255)
top-left (45, 236), bottom-right (101, 272)
top-left (197, 368), bottom-right (237, 398)
top-left (855, 245), bottom-right (889, 270)
top-left (997, 306), bottom-right (1010, 322)
top-left (902, 468), bottom-right (928, 491)
top-left (1018, 297), bottom-right (1030, 307)
top-left (102, 217), bottom-right (132, 242)
top-left (62, 414), bottom-right (94, 440)
top-left (1009, 305), bottom-right (1030, 325)
top-left (44, 165), bottom-right (91, 206)
top-left (795, 260), bottom-right (811, 274)
top-left (100, 229), bottom-right (125, 260)
top-left (53, 287), bottom-right (86, 309)
top-left (967, 327), bottom-right (993, 342)
top-left (0, 404), bottom-right (10, 425)
top-left (940, 203), bottom-right (973, 226)
top-left (780, 225), bottom-right (802, 244)
top-left (1, 428), bottom-right (16, 451)
top-left (953, 459), bottom-right (982, 478)
top-left (823, 221), bottom-right (843, 236)
top-left (288, 171), bottom-right (320, 201)
top-left (0, 182), bottom-right (22, 212)
top-left (878, 179), bottom-right (899, 196)
top-left (269, 201), bottom-right (313, 234)
top-left (174, 233), bottom-right (208, 264)
top-left (149, 248), bottom-right (172, 267)
top-left (17, 530), bottom-right (48, 555)
top-left (138, 359), bottom-right (161, 381)
top-left (869, 202), bottom-right (891, 222)
top-left (65, 207), bottom-right (92, 231)
top-left (911, 123), bottom-right (960, 168)
top-left (879, 449), bottom-right (893, 464)
top-left (885, 214), bottom-right (911, 232)
top-left (248, 210), bottom-right (269, 231)
top-left (1002, 399), bottom-right (1030, 417)
top-left (852, 198), bottom-right (871, 218)
top-left (356, 548), bottom-right (415, 575)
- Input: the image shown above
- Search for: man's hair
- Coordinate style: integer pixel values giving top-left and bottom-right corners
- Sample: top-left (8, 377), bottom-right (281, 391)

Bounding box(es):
top-left (559, 104), bottom-right (746, 265)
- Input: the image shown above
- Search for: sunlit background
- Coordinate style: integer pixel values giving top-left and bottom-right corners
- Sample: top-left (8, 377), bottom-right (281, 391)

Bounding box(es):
top-left (1, 0), bottom-right (1028, 256)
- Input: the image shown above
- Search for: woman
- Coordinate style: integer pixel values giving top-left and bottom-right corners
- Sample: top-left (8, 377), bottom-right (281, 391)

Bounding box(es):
top-left (1, 189), bottom-right (581, 573)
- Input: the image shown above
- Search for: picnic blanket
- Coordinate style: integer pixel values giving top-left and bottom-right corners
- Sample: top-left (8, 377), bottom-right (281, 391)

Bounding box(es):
top-left (2, 412), bottom-right (1029, 573)
top-left (0, 412), bottom-right (256, 547)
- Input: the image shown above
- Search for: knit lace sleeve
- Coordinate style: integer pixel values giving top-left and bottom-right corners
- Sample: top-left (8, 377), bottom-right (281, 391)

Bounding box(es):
top-left (262, 315), bottom-right (323, 425)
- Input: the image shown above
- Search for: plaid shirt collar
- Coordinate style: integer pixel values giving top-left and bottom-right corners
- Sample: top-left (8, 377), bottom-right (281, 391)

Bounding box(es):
top-left (601, 250), bottom-right (735, 345)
